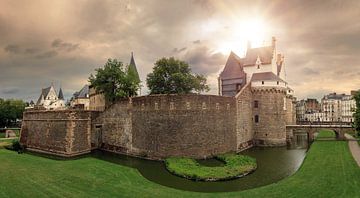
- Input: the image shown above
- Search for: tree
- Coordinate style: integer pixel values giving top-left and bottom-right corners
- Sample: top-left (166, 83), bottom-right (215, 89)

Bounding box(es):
top-left (146, 57), bottom-right (210, 94)
top-left (89, 59), bottom-right (140, 102)
top-left (353, 91), bottom-right (360, 135)
top-left (0, 98), bottom-right (26, 127)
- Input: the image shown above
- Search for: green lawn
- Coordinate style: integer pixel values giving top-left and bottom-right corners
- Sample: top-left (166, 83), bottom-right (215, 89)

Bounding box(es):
top-left (0, 130), bottom-right (359, 197)
top-left (316, 130), bottom-right (336, 139)
top-left (165, 154), bottom-right (256, 181)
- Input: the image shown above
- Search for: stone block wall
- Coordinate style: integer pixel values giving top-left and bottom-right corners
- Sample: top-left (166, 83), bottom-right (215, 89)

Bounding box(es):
top-left (285, 96), bottom-right (296, 125)
top-left (20, 110), bottom-right (96, 157)
top-left (91, 99), bottom-right (133, 154)
top-left (235, 83), bottom-right (254, 151)
top-left (252, 87), bottom-right (287, 146)
top-left (93, 94), bottom-right (237, 159)
top-left (131, 95), bottom-right (237, 159)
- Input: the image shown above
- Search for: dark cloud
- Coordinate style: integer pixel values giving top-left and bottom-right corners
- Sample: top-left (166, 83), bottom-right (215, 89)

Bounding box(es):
top-left (25, 48), bottom-right (40, 54)
top-left (35, 50), bottom-right (58, 59)
top-left (172, 47), bottom-right (187, 53)
top-left (51, 39), bottom-right (79, 52)
top-left (4, 45), bottom-right (21, 54)
top-left (182, 45), bottom-right (225, 75)
top-left (301, 67), bottom-right (319, 75)
top-left (2, 88), bottom-right (19, 95)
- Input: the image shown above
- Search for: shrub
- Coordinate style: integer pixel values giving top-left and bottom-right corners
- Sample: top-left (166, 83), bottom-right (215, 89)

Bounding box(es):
top-left (5, 139), bottom-right (24, 153)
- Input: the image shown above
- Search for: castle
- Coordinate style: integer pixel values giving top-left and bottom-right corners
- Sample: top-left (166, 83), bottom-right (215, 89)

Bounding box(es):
top-left (20, 38), bottom-right (296, 160)
top-left (35, 85), bottom-right (65, 110)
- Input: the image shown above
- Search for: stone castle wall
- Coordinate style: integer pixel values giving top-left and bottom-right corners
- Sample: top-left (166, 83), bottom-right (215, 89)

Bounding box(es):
top-left (92, 95), bottom-right (237, 159)
top-left (20, 90), bottom-right (293, 158)
top-left (252, 87), bottom-right (287, 146)
top-left (235, 83), bottom-right (254, 151)
top-left (286, 96), bottom-right (296, 125)
top-left (91, 99), bottom-right (133, 154)
top-left (130, 95), bottom-right (237, 159)
top-left (20, 110), bottom-right (98, 157)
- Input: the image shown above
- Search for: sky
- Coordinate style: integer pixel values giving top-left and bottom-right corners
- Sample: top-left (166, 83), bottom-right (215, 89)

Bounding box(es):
top-left (0, 0), bottom-right (360, 102)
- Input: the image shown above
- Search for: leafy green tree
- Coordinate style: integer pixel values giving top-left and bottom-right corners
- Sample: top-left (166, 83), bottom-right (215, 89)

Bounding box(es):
top-left (146, 57), bottom-right (209, 94)
top-left (353, 91), bottom-right (360, 135)
top-left (0, 98), bottom-right (26, 127)
top-left (89, 59), bottom-right (140, 102)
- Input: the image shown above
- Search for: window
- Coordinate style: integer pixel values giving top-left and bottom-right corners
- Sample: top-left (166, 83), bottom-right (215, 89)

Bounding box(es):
top-left (254, 100), bottom-right (259, 108)
top-left (257, 64), bottom-right (260, 69)
top-left (262, 81), bottom-right (264, 85)
top-left (255, 115), bottom-right (259, 123)
top-left (277, 81), bottom-right (279, 85)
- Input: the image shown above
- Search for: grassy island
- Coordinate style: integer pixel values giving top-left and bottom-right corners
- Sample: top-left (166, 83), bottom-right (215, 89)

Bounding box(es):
top-left (165, 154), bottom-right (257, 181)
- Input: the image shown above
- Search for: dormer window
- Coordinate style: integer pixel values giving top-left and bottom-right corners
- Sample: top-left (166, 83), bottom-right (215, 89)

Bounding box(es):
top-left (257, 64), bottom-right (260, 69)
top-left (262, 81), bottom-right (264, 85)
top-left (277, 81), bottom-right (279, 85)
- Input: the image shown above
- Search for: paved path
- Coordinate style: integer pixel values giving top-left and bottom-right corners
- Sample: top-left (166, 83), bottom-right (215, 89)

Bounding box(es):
top-left (345, 133), bottom-right (360, 167)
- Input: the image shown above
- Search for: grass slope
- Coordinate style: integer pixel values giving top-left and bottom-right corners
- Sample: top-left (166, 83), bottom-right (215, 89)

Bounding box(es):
top-left (165, 154), bottom-right (256, 181)
top-left (316, 130), bottom-right (336, 139)
top-left (0, 130), bottom-right (359, 197)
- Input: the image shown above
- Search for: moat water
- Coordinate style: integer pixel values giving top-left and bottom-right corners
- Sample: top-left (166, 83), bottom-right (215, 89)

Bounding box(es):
top-left (92, 142), bottom-right (307, 192)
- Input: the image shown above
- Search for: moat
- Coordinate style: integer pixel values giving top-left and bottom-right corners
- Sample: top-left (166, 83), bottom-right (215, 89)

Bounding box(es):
top-left (92, 144), bottom-right (307, 192)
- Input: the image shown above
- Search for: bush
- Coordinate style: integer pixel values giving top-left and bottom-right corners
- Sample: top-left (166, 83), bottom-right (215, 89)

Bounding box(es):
top-left (5, 139), bottom-right (24, 153)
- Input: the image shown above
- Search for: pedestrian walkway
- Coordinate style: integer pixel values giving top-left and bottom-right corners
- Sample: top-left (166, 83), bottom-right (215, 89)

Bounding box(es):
top-left (345, 133), bottom-right (360, 167)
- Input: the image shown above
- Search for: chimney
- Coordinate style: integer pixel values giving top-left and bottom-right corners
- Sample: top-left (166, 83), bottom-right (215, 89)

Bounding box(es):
top-left (272, 36), bottom-right (276, 47)
top-left (247, 40), bottom-right (251, 49)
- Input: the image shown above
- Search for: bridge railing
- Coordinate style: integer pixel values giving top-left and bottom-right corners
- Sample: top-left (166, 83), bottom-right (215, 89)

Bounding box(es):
top-left (296, 121), bottom-right (353, 126)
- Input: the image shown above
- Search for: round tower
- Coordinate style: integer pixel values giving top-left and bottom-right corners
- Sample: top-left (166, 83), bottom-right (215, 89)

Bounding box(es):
top-left (251, 86), bottom-right (288, 146)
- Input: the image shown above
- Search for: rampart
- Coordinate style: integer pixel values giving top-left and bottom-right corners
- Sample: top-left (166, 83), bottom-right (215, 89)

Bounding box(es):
top-left (20, 110), bottom-right (98, 157)
top-left (93, 94), bottom-right (237, 159)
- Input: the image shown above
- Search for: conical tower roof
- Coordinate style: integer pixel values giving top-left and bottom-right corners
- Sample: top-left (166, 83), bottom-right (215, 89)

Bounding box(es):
top-left (58, 87), bottom-right (64, 100)
top-left (128, 52), bottom-right (140, 82)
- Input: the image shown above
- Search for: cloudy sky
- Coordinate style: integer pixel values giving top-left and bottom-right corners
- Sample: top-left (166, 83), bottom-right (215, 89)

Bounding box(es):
top-left (1, 0), bottom-right (360, 101)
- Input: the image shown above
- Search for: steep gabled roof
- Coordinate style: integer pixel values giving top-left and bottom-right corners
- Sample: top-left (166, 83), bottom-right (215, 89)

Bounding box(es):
top-left (58, 88), bottom-right (64, 100)
top-left (219, 51), bottom-right (246, 80)
top-left (251, 72), bottom-right (285, 83)
top-left (243, 46), bottom-right (274, 66)
top-left (36, 86), bottom-right (52, 105)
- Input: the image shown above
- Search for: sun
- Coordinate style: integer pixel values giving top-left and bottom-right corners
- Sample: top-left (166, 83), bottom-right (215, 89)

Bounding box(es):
top-left (216, 18), bottom-right (270, 56)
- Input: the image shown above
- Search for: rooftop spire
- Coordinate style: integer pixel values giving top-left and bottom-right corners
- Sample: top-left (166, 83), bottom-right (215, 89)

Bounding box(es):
top-left (128, 52), bottom-right (140, 82)
top-left (58, 87), bottom-right (64, 100)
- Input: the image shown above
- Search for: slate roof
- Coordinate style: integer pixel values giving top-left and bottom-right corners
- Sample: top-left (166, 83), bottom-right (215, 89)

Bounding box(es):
top-left (73, 85), bottom-right (89, 99)
top-left (219, 51), bottom-right (246, 80)
top-left (128, 52), bottom-right (140, 82)
top-left (36, 86), bottom-right (52, 105)
top-left (251, 72), bottom-right (285, 83)
top-left (58, 88), bottom-right (64, 100)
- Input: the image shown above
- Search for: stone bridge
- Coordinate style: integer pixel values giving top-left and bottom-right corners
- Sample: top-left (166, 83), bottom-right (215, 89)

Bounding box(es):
top-left (286, 124), bottom-right (354, 142)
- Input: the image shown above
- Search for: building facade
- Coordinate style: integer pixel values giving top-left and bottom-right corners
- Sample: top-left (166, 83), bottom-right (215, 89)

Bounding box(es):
top-left (70, 85), bottom-right (90, 110)
top-left (296, 92), bottom-right (357, 123)
top-left (219, 37), bottom-right (296, 147)
top-left (35, 85), bottom-right (65, 110)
